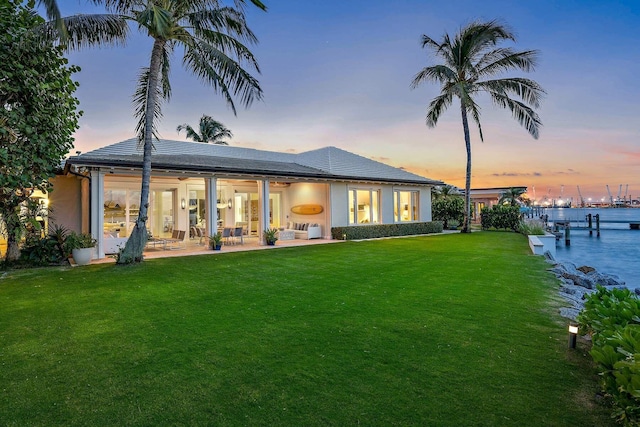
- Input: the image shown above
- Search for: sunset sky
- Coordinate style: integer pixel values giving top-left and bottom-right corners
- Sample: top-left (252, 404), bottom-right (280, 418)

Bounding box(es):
top-left (54, 0), bottom-right (639, 204)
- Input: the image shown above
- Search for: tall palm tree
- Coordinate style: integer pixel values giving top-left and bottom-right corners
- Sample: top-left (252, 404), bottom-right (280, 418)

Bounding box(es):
top-left (411, 20), bottom-right (545, 233)
top-left (177, 115), bottom-right (233, 145)
top-left (46, 0), bottom-right (266, 263)
top-left (499, 187), bottom-right (526, 206)
top-left (431, 184), bottom-right (459, 200)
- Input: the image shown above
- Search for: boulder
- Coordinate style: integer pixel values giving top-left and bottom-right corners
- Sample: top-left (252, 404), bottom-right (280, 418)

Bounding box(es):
top-left (577, 265), bottom-right (596, 274)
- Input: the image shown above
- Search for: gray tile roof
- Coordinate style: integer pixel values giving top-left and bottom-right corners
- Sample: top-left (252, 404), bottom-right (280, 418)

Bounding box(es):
top-left (67, 138), bottom-right (442, 185)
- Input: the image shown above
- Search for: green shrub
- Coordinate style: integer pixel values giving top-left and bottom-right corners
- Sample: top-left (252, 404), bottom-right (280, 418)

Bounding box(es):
top-left (331, 221), bottom-right (443, 240)
top-left (578, 286), bottom-right (640, 425)
top-left (480, 205), bottom-right (521, 231)
top-left (19, 235), bottom-right (64, 266)
top-left (517, 222), bottom-right (546, 235)
top-left (432, 197), bottom-right (464, 229)
top-left (18, 224), bottom-right (70, 266)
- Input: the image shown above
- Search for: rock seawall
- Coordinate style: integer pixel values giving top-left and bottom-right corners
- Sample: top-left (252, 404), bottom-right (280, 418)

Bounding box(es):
top-left (545, 251), bottom-right (629, 320)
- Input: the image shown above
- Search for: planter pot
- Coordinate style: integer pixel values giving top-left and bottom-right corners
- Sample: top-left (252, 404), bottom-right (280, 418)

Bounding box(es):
top-left (266, 241), bottom-right (276, 246)
top-left (72, 247), bottom-right (94, 266)
top-left (211, 244), bottom-right (222, 251)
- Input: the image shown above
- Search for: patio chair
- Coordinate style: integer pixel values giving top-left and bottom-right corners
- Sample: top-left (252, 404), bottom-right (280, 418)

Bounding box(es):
top-left (165, 229), bottom-right (185, 250)
top-left (233, 226), bottom-right (244, 245)
top-left (221, 227), bottom-right (233, 245)
top-left (195, 227), bottom-right (205, 245)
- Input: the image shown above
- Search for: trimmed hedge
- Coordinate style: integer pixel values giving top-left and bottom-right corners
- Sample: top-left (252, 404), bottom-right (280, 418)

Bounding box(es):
top-left (331, 221), bottom-right (443, 240)
top-left (480, 205), bottom-right (521, 231)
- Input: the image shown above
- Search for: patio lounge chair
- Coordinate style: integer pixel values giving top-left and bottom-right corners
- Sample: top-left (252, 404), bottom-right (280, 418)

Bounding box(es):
top-left (165, 230), bottom-right (185, 249)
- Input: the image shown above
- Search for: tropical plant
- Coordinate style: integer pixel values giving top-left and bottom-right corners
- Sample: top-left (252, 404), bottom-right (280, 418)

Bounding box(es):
top-left (209, 231), bottom-right (223, 248)
top-left (44, 0), bottom-right (266, 264)
top-left (263, 228), bottom-right (278, 245)
top-left (65, 231), bottom-right (97, 250)
top-left (177, 115), bottom-right (233, 145)
top-left (499, 187), bottom-right (527, 206)
top-left (411, 20), bottom-right (545, 233)
top-left (0, 0), bottom-right (82, 263)
top-left (431, 184), bottom-right (460, 200)
top-left (578, 286), bottom-right (640, 425)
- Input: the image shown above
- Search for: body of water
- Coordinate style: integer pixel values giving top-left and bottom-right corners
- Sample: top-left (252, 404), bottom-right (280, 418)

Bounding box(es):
top-left (541, 208), bottom-right (640, 289)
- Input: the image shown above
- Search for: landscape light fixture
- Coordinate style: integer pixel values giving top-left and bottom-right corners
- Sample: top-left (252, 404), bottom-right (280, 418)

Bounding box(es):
top-left (227, 198), bottom-right (232, 209)
top-left (568, 322), bottom-right (579, 349)
top-left (181, 198), bottom-right (186, 210)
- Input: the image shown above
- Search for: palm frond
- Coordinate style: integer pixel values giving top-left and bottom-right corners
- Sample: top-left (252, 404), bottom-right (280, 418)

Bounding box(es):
top-left (189, 7), bottom-right (259, 46)
top-left (411, 65), bottom-right (456, 88)
top-left (477, 49), bottom-right (540, 76)
top-left (176, 124), bottom-right (199, 142)
top-left (133, 67), bottom-right (165, 145)
top-left (489, 92), bottom-right (542, 139)
top-left (479, 78), bottom-right (545, 108)
top-left (37, 0), bottom-right (66, 39)
top-left (160, 42), bottom-right (173, 100)
top-left (183, 40), bottom-right (262, 115)
top-left (425, 92), bottom-right (453, 128)
top-left (196, 29), bottom-right (261, 73)
top-left (38, 14), bottom-right (130, 50)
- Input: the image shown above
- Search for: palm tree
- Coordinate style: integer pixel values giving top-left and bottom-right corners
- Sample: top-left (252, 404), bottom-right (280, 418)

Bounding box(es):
top-left (177, 115), bottom-right (233, 145)
top-left (411, 20), bottom-right (545, 233)
top-left (431, 184), bottom-right (460, 200)
top-left (499, 187), bottom-right (526, 206)
top-left (46, 0), bottom-right (266, 263)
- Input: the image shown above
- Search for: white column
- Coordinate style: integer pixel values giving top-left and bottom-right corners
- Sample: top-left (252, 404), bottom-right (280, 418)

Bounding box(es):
top-left (206, 177), bottom-right (218, 237)
top-left (90, 170), bottom-right (105, 259)
top-left (258, 179), bottom-right (270, 245)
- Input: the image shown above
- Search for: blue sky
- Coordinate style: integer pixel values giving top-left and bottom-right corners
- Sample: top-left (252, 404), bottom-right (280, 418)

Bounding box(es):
top-left (55, 0), bottom-right (639, 202)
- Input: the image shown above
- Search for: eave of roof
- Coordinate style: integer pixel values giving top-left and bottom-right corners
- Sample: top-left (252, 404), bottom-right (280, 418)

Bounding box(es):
top-left (66, 138), bottom-right (443, 186)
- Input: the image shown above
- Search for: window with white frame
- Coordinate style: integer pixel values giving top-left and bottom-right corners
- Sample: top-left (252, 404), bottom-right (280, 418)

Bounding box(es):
top-left (394, 190), bottom-right (419, 222)
top-left (348, 188), bottom-right (380, 224)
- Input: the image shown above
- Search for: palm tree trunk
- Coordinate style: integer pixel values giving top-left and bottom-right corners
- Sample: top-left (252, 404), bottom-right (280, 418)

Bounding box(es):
top-left (117, 39), bottom-right (165, 263)
top-left (460, 104), bottom-right (472, 233)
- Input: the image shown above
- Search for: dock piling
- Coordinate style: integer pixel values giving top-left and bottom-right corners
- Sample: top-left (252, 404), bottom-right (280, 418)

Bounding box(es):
top-left (587, 214), bottom-right (593, 236)
top-left (595, 214), bottom-right (600, 237)
top-left (565, 223), bottom-right (571, 246)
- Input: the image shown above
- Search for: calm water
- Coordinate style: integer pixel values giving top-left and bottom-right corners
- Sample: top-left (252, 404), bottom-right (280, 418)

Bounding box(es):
top-left (541, 208), bottom-right (640, 289)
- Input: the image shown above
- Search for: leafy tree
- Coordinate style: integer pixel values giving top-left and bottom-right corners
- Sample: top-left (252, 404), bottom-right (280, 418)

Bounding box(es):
top-left (411, 20), bottom-right (545, 233)
top-left (499, 187), bottom-right (526, 206)
top-left (46, 0), bottom-right (266, 263)
top-left (177, 115), bottom-right (233, 145)
top-left (432, 196), bottom-right (464, 229)
top-left (0, 0), bottom-right (82, 262)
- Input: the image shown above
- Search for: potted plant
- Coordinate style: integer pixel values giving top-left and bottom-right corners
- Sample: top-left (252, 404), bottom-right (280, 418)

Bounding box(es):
top-left (65, 231), bottom-right (97, 266)
top-left (209, 232), bottom-right (223, 250)
top-left (264, 228), bottom-right (278, 246)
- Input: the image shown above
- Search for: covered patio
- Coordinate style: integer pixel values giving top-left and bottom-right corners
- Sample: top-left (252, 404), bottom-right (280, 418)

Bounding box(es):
top-left (90, 234), bottom-right (340, 264)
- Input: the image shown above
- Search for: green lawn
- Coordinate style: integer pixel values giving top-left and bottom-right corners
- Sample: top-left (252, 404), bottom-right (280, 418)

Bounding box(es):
top-left (0, 233), bottom-right (612, 426)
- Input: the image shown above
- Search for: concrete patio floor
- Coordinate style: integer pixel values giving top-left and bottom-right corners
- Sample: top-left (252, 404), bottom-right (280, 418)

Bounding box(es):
top-left (91, 236), bottom-right (342, 264)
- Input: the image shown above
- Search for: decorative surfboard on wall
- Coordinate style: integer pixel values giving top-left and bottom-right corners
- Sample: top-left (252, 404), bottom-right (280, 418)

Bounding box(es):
top-left (291, 204), bottom-right (324, 215)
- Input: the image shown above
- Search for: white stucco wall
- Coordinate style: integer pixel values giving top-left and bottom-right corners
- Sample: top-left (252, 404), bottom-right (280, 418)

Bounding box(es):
top-left (286, 183), bottom-right (329, 234)
top-left (330, 183), bottom-right (434, 228)
top-left (329, 183), bottom-right (349, 228)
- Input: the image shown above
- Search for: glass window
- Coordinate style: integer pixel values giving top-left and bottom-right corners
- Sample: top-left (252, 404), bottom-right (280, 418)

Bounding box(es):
top-left (394, 190), bottom-right (420, 222)
top-left (348, 188), bottom-right (380, 224)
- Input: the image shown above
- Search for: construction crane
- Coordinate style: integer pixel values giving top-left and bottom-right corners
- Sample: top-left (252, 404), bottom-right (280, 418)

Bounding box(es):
top-left (606, 185), bottom-right (614, 206)
top-left (618, 185), bottom-right (623, 203)
top-left (577, 186), bottom-right (585, 207)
